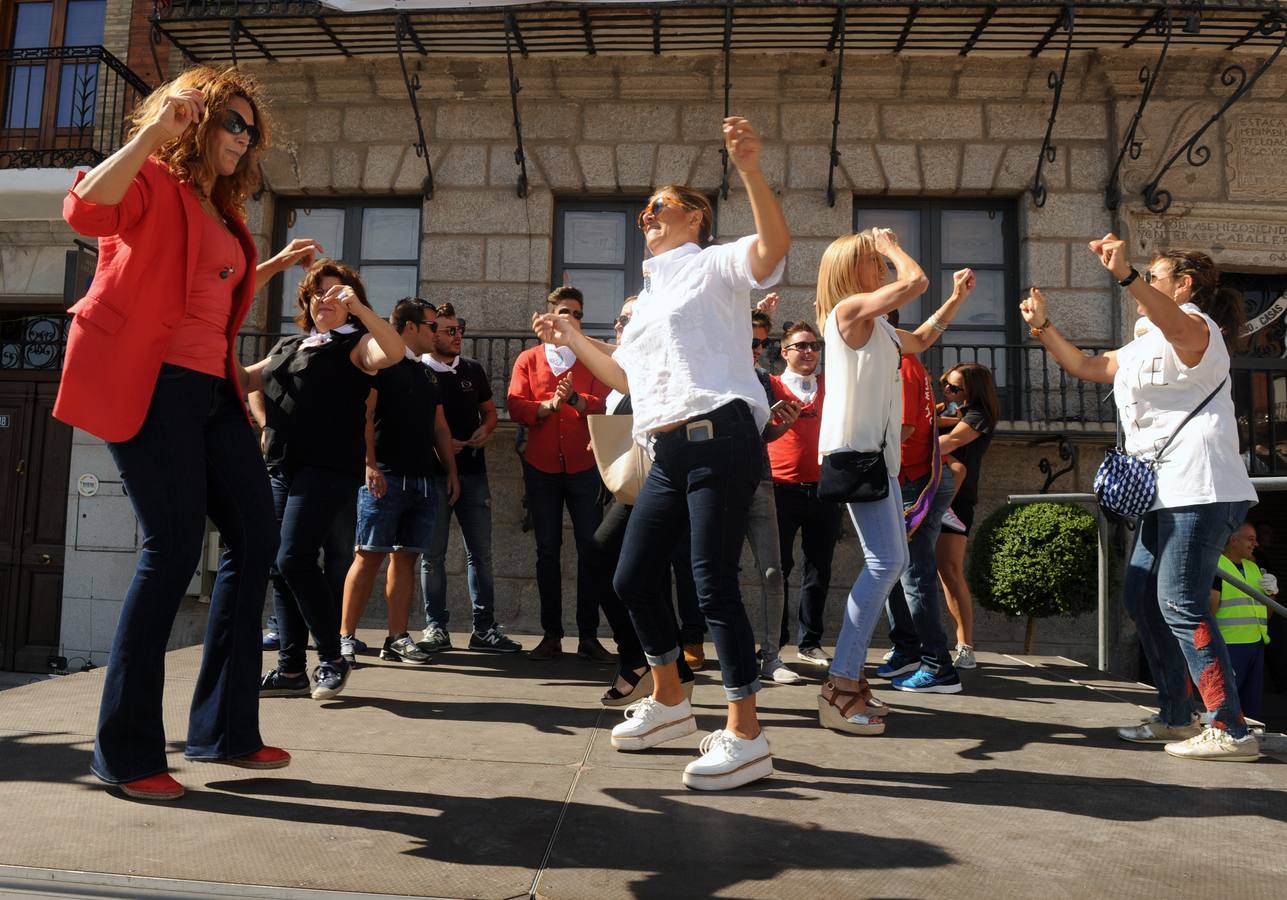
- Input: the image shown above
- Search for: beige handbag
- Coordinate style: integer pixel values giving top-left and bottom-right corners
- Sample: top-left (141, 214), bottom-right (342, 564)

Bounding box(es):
top-left (587, 414), bottom-right (652, 505)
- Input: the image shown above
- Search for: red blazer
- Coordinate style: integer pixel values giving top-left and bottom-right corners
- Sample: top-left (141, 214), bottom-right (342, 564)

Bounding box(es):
top-left (507, 345), bottom-right (607, 474)
top-left (55, 156), bottom-right (260, 442)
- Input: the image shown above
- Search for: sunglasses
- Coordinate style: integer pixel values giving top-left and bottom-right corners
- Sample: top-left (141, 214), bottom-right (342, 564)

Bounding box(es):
top-left (942, 382), bottom-right (963, 394)
top-left (615, 314), bottom-right (631, 328)
top-left (440, 325), bottom-right (465, 337)
top-left (752, 339), bottom-right (766, 350)
top-left (222, 109), bottom-right (260, 148)
top-left (636, 196), bottom-right (694, 230)
top-left (785, 341), bottom-right (822, 353)
top-left (1143, 270), bottom-right (1166, 285)
top-left (556, 307), bottom-right (584, 320)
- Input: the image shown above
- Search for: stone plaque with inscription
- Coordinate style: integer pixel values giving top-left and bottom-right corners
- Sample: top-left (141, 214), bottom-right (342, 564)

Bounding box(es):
top-left (1227, 112), bottom-right (1287, 201)
top-left (1126, 204), bottom-right (1287, 269)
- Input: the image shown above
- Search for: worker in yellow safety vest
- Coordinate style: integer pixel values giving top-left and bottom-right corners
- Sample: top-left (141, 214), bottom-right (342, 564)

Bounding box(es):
top-left (1209, 522), bottom-right (1275, 720)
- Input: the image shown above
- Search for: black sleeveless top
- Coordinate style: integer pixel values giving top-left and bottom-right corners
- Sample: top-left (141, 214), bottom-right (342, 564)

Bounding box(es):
top-left (261, 330), bottom-right (374, 479)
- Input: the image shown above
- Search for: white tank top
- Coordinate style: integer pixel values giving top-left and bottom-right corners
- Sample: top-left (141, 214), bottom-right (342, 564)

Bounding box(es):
top-left (1113, 303), bottom-right (1257, 510)
top-left (818, 311), bottom-right (903, 476)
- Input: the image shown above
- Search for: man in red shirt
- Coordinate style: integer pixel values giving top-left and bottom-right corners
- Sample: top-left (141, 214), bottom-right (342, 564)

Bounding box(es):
top-left (876, 320), bottom-right (962, 693)
top-left (508, 287), bottom-right (614, 662)
top-left (768, 321), bottom-right (843, 666)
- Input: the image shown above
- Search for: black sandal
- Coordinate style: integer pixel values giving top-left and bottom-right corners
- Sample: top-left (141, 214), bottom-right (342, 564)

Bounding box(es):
top-left (601, 667), bottom-right (653, 708)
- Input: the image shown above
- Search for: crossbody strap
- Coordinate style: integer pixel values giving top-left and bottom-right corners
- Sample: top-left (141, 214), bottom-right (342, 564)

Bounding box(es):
top-left (1154, 376), bottom-right (1228, 461)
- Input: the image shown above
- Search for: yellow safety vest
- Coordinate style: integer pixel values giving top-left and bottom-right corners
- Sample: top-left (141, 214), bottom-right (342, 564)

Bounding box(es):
top-left (1216, 556), bottom-right (1270, 645)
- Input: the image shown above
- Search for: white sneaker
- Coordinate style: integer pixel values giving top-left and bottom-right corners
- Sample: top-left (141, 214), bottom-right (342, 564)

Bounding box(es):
top-left (683, 729), bottom-right (774, 791)
top-left (1118, 713), bottom-right (1201, 744)
top-left (762, 656), bottom-right (803, 684)
top-left (942, 508), bottom-right (967, 533)
top-left (953, 644), bottom-right (977, 669)
top-left (1164, 726), bottom-right (1260, 762)
top-left (610, 696), bottom-right (696, 751)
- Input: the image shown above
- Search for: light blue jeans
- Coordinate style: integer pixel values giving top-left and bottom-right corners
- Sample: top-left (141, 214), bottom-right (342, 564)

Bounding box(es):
top-left (830, 475), bottom-right (909, 681)
top-left (745, 480), bottom-right (785, 661)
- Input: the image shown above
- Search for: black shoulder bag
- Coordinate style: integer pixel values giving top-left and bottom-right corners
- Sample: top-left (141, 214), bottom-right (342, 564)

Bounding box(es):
top-left (818, 328), bottom-right (899, 504)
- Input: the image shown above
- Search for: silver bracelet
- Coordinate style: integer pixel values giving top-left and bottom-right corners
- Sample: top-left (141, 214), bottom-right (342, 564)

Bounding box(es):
top-left (927, 314), bottom-right (948, 334)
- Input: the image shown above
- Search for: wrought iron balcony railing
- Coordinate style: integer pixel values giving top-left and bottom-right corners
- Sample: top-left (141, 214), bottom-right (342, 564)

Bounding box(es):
top-left (0, 46), bottom-right (152, 170)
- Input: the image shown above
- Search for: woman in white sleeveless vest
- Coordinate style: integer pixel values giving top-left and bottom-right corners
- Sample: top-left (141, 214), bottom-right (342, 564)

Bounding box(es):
top-left (814, 228), bottom-right (929, 735)
top-left (1021, 238), bottom-right (1259, 762)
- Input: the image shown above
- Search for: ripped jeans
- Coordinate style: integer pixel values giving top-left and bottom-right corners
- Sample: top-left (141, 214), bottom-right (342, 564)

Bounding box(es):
top-left (1125, 500), bottom-right (1252, 737)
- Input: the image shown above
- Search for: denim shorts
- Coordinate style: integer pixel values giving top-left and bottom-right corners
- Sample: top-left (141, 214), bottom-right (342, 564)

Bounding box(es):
top-left (354, 474), bottom-right (438, 554)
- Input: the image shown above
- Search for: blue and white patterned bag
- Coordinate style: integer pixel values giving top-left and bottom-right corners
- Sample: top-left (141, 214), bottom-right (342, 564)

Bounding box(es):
top-left (1094, 378), bottom-right (1226, 520)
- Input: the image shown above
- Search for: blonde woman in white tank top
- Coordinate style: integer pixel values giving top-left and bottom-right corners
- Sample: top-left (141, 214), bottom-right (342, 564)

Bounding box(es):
top-left (813, 228), bottom-right (930, 736)
top-left (1021, 236), bottom-right (1259, 762)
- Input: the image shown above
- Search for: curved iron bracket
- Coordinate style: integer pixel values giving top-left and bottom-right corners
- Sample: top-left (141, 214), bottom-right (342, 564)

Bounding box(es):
top-left (394, 13), bottom-right (434, 200)
top-left (1106, 9), bottom-right (1172, 211)
top-left (718, 2), bottom-right (733, 201)
top-left (825, 5), bottom-right (847, 208)
top-left (1032, 435), bottom-right (1079, 495)
top-left (504, 14), bottom-right (530, 199)
top-left (1142, 11), bottom-right (1287, 214)
top-left (1031, 6), bottom-right (1075, 209)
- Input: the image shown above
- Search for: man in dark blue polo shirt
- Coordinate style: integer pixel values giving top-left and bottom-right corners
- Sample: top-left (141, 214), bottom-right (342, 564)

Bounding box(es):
top-left (340, 298), bottom-right (459, 664)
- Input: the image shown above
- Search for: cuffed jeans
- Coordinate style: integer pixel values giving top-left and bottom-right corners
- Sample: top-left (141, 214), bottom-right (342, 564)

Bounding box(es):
top-left (95, 365), bottom-right (278, 783)
top-left (774, 481), bottom-right (843, 651)
top-left (271, 466), bottom-right (360, 671)
top-left (887, 467), bottom-right (957, 674)
top-left (831, 477), bottom-right (909, 682)
top-left (421, 473), bottom-right (497, 633)
top-left (614, 401), bottom-right (762, 701)
top-left (522, 462), bottom-right (606, 640)
top-left (1126, 500), bottom-right (1252, 737)
top-left (745, 480), bottom-right (785, 660)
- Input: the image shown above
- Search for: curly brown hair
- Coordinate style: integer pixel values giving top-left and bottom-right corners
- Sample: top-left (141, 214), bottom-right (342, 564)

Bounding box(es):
top-left (126, 65), bottom-right (271, 221)
top-left (294, 259), bottom-right (370, 332)
top-left (1151, 249), bottom-right (1247, 352)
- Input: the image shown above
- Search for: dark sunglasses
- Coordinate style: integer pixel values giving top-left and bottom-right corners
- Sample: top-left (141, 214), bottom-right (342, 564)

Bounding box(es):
top-left (785, 341), bottom-right (822, 353)
top-left (615, 314), bottom-right (631, 328)
top-left (557, 307), bottom-right (584, 320)
top-left (1143, 269), bottom-right (1166, 285)
top-left (636, 196), bottom-right (694, 230)
top-left (942, 382), bottom-right (963, 394)
top-left (440, 324), bottom-right (465, 337)
top-left (752, 339), bottom-right (765, 350)
top-left (222, 109), bottom-right (260, 148)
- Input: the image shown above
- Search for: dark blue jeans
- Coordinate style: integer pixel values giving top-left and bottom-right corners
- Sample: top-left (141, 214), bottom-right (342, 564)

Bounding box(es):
top-left (264, 492), bottom-right (354, 635)
top-left (1126, 501), bottom-right (1252, 737)
top-left (887, 467), bottom-right (957, 674)
top-left (271, 466), bottom-right (360, 670)
top-left (614, 401), bottom-right (761, 701)
top-left (95, 365), bottom-right (277, 783)
top-left (775, 481), bottom-right (843, 651)
top-left (421, 473), bottom-right (496, 633)
top-left (522, 462), bottom-right (607, 640)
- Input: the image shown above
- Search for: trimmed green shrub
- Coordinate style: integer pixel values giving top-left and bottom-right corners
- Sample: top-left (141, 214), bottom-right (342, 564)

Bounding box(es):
top-left (967, 502), bottom-right (1098, 623)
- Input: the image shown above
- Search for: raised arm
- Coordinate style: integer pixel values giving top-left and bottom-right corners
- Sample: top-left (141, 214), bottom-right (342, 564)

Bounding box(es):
top-left (1091, 233), bottom-right (1208, 363)
top-left (532, 312), bottom-right (630, 395)
top-left (1020, 287), bottom-right (1117, 384)
top-left (255, 239), bottom-right (324, 294)
top-left (724, 117), bottom-right (790, 283)
top-left (898, 268), bottom-right (975, 355)
top-left (340, 292), bottom-right (405, 372)
top-left (834, 229), bottom-right (929, 349)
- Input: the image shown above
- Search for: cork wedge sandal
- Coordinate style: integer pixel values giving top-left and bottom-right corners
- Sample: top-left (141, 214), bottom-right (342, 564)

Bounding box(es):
top-left (817, 680), bottom-right (887, 735)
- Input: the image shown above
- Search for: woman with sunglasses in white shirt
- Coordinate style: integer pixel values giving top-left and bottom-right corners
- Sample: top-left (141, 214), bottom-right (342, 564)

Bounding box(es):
top-left (534, 116), bottom-right (789, 790)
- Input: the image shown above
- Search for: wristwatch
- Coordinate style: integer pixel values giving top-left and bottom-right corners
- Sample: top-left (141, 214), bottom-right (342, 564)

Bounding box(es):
top-left (1029, 318), bottom-right (1052, 338)
top-left (1118, 267), bottom-right (1140, 287)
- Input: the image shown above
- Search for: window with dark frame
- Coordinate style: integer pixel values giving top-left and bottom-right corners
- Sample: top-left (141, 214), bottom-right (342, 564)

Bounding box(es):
top-left (271, 198), bottom-right (421, 333)
top-left (552, 197), bottom-right (649, 332)
top-left (854, 197), bottom-right (1018, 389)
top-left (2, 1), bottom-right (106, 135)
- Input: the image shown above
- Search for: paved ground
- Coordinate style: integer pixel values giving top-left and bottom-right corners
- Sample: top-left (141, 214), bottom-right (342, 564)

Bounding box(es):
top-left (0, 634), bottom-right (1285, 899)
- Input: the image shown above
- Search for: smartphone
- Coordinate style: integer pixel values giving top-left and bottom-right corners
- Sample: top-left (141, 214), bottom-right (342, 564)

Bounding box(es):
top-left (770, 400), bottom-right (791, 415)
top-left (685, 419), bottom-right (714, 442)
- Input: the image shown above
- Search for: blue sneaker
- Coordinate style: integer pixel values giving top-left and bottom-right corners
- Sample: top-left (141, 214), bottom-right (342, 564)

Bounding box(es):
top-left (261, 631), bottom-right (280, 651)
top-left (875, 651), bottom-right (919, 679)
top-left (311, 658), bottom-right (351, 700)
top-left (892, 666), bottom-right (963, 694)
top-left (260, 669), bottom-right (309, 697)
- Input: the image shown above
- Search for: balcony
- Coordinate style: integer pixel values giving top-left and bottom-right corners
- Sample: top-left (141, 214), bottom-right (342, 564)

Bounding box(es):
top-left (0, 46), bottom-right (152, 170)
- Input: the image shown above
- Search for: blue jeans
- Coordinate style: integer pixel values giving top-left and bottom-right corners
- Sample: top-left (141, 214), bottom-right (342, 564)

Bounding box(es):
top-left (1126, 501), bottom-right (1252, 737)
top-left (522, 462), bottom-right (607, 639)
top-left (831, 476), bottom-right (909, 681)
top-left (264, 490), bottom-right (354, 634)
top-left (774, 481), bottom-right (843, 650)
top-left (421, 472), bottom-right (496, 633)
top-left (613, 401), bottom-right (762, 701)
top-left (271, 466), bottom-right (361, 670)
top-left (887, 467), bottom-right (957, 674)
top-left (95, 366), bottom-right (278, 783)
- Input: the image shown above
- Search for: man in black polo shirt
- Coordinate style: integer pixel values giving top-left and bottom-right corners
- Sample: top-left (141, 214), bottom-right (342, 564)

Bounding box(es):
top-left (340, 299), bottom-right (459, 664)
top-left (418, 302), bottom-right (522, 653)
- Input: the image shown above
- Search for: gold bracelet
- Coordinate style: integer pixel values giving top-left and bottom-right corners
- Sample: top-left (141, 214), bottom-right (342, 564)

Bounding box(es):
top-left (1029, 318), bottom-right (1051, 338)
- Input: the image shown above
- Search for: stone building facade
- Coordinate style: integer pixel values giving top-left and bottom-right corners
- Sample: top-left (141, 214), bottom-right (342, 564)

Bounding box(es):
top-left (4, 0), bottom-right (1286, 676)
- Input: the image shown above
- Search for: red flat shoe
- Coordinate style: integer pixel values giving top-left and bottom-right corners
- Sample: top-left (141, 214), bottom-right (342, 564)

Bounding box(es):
top-left (224, 746), bottom-right (291, 769)
top-left (119, 773), bottom-right (184, 801)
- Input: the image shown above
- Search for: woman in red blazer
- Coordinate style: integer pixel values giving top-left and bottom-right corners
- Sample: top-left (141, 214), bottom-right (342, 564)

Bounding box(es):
top-left (60, 66), bottom-right (321, 801)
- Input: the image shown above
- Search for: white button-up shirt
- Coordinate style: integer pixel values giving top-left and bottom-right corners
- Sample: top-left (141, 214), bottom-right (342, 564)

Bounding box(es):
top-left (613, 234), bottom-right (784, 441)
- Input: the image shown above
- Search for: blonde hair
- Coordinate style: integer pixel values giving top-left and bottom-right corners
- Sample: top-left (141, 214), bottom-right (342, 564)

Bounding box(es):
top-left (127, 65), bottom-right (271, 221)
top-left (814, 230), bottom-right (887, 333)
